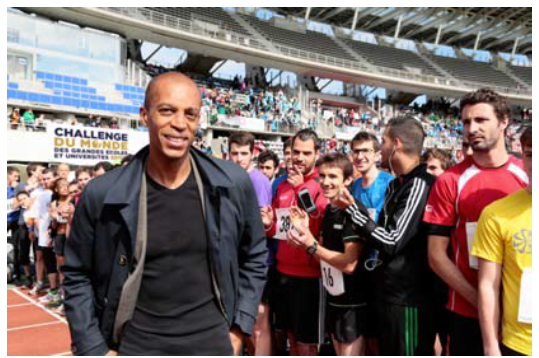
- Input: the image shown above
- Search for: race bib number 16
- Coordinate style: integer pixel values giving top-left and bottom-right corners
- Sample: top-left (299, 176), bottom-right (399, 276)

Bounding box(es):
top-left (321, 261), bottom-right (345, 296)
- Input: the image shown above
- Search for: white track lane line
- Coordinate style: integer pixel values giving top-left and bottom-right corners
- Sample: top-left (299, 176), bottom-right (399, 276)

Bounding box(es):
top-left (52, 352), bottom-right (72, 356)
top-left (7, 303), bottom-right (34, 308)
top-left (7, 321), bottom-right (63, 332)
top-left (11, 288), bottom-right (68, 324)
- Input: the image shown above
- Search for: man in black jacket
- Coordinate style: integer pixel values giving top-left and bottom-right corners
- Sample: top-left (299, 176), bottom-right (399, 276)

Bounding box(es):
top-left (63, 72), bottom-right (268, 356)
top-left (335, 116), bottom-right (436, 355)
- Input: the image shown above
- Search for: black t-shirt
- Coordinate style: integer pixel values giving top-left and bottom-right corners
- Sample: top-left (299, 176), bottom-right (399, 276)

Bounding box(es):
top-left (119, 171), bottom-right (231, 355)
top-left (321, 203), bottom-right (368, 307)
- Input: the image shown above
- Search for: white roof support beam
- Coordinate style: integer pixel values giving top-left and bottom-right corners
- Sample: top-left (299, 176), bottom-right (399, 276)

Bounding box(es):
top-left (305, 7), bottom-right (311, 22)
top-left (510, 37), bottom-right (520, 60)
top-left (434, 26), bottom-right (443, 47)
top-left (350, 8), bottom-right (359, 32)
top-left (484, 26), bottom-right (529, 50)
top-left (472, 32), bottom-right (482, 55)
top-left (394, 14), bottom-right (404, 39)
top-left (386, 7), bottom-right (438, 34)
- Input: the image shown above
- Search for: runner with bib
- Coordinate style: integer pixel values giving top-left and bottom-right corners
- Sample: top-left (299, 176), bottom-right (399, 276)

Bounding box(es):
top-left (288, 153), bottom-right (367, 356)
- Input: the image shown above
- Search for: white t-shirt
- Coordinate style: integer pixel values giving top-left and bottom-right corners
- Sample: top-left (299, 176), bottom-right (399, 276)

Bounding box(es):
top-left (27, 187), bottom-right (53, 247)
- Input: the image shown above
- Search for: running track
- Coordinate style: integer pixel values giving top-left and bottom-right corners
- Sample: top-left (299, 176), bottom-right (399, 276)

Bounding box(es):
top-left (7, 287), bottom-right (72, 356)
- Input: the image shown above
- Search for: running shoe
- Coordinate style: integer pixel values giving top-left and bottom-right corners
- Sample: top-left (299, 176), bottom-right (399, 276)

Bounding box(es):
top-left (39, 291), bottom-right (61, 305)
top-left (28, 281), bottom-right (46, 296)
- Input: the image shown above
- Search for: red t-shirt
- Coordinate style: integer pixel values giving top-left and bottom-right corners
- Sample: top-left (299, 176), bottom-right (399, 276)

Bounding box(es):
top-left (424, 156), bottom-right (528, 318)
top-left (268, 169), bottom-right (328, 277)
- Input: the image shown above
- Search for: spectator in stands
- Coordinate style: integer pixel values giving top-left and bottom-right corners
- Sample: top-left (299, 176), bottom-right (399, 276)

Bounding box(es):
top-left (35, 114), bottom-right (46, 131)
top-left (10, 108), bottom-right (20, 130)
top-left (75, 168), bottom-right (92, 197)
top-left (258, 150), bottom-right (280, 183)
top-left (422, 148), bottom-right (451, 177)
top-left (56, 163), bottom-right (70, 181)
top-left (93, 161), bottom-right (113, 177)
top-left (85, 114), bottom-right (95, 127)
top-left (23, 109), bottom-right (35, 131)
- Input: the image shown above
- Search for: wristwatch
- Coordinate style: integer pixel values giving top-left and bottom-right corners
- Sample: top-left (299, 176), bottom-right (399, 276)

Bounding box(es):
top-left (306, 241), bottom-right (318, 255)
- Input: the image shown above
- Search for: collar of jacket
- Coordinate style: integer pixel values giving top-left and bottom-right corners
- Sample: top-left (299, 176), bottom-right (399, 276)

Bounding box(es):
top-left (104, 145), bottom-right (234, 206)
top-left (399, 163), bottom-right (427, 183)
top-left (102, 145), bottom-right (234, 250)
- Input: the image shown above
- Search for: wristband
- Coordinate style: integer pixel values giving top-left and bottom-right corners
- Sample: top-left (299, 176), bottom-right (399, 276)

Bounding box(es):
top-left (27, 228), bottom-right (34, 232)
top-left (306, 241), bottom-right (318, 255)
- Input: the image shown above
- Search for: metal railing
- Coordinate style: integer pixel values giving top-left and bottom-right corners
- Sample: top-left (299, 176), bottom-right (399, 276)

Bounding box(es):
top-left (104, 7), bottom-right (267, 51)
top-left (101, 7), bottom-right (531, 97)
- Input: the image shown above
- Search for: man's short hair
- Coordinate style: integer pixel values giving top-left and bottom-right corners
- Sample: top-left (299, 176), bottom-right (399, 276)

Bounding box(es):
top-left (7, 166), bottom-right (19, 175)
top-left (42, 168), bottom-right (55, 176)
top-left (422, 148), bottom-right (451, 171)
top-left (26, 162), bottom-right (43, 176)
top-left (292, 129), bottom-right (320, 151)
top-left (93, 161), bottom-right (113, 173)
top-left (520, 126), bottom-right (532, 148)
top-left (318, 153), bottom-right (354, 179)
top-left (460, 88), bottom-right (511, 122)
top-left (57, 162), bottom-right (70, 170)
top-left (386, 116), bottom-right (425, 156)
top-left (283, 138), bottom-right (293, 151)
top-left (76, 168), bottom-right (92, 179)
top-left (351, 131), bottom-right (380, 152)
top-left (258, 150), bottom-right (279, 168)
top-left (16, 190), bottom-right (29, 198)
top-left (229, 131), bottom-right (255, 153)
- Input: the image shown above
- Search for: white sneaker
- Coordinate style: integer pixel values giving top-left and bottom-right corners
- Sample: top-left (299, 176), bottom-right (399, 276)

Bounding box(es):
top-left (39, 291), bottom-right (61, 305)
top-left (28, 282), bottom-right (46, 296)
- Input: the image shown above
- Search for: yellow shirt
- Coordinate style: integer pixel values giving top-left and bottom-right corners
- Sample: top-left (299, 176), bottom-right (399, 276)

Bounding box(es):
top-left (472, 189), bottom-right (532, 355)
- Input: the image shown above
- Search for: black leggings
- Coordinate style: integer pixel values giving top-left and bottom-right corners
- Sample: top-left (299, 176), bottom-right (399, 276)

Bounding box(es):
top-left (41, 247), bottom-right (58, 274)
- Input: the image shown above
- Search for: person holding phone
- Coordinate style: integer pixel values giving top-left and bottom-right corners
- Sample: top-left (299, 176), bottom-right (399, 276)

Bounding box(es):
top-left (288, 153), bottom-right (368, 356)
top-left (261, 129), bottom-right (328, 356)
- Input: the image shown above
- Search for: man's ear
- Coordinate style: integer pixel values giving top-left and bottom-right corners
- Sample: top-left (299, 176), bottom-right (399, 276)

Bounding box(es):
top-left (343, 176), bottom-right (353, 187)
top-left (140, 106), bottom-right (149, 128)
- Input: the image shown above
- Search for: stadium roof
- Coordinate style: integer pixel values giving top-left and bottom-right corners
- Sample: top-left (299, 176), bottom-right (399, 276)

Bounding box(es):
top-left (269, 7), bottom-right (532, 55)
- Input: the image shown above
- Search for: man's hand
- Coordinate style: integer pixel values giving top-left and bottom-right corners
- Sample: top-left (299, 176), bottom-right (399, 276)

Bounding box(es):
top-left (289, 206), bottom-right (309, 231)
top-left (229, 326), bottom-right (243, 356)
top-left (287, 223), bottom-right (315, 249)
top-left (331, 187), bottom-right (354, 210)
top-left (105, 350), bottom-right (117, 356)
top-left (260, 206), bottom-right (274, 228)
top-left (483, 344), bottom-right (501, 356)
top-left (287, 166), bottom-right (304, 188)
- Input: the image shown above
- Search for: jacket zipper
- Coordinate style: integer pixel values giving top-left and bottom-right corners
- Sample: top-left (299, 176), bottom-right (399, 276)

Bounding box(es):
top-left (207, 191), bottom-right (230, 324)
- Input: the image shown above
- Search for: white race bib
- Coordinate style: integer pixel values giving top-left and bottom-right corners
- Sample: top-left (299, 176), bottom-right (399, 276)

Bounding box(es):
top-left (518, 268), bottom-right (532, 324)
top-left (321, 261), bottom-right (345, 296)
top-left (7, 198), bottom-right (16, 215)
top-left (367, 208), bottom-right (377, 221)
top-left (274, 208), bottom-right (291, 240)
top-left (466, 222), bottom-right (478, 270)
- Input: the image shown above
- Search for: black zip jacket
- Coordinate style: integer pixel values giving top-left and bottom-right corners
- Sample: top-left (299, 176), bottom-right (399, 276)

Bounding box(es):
top-left (63, 146), bottom-right (268, 355)
top-left (345, 164), bottom-right (435, 306)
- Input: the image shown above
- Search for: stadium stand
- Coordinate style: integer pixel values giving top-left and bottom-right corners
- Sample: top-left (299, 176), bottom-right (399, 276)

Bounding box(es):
top-left (342, 39), bottom-right (443, 77)
top-left (7, 72), bottom-right (143, 115)
top-left (429, 55), bottom-right (519, 88)
top-left (148, 7), bottom-right (251, 36)
top-left (508, 65), bottom-right (532, 86)
top-left (239, 14), bottom-right (356, 62)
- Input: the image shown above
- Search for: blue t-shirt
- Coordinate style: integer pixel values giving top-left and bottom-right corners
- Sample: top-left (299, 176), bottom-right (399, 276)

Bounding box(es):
top-left (272, 174), bottom-right (288, 199)
top-left (351, 170), bottom-right (394, 222)
top-left (7, 186), bottom-right (20, 222)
